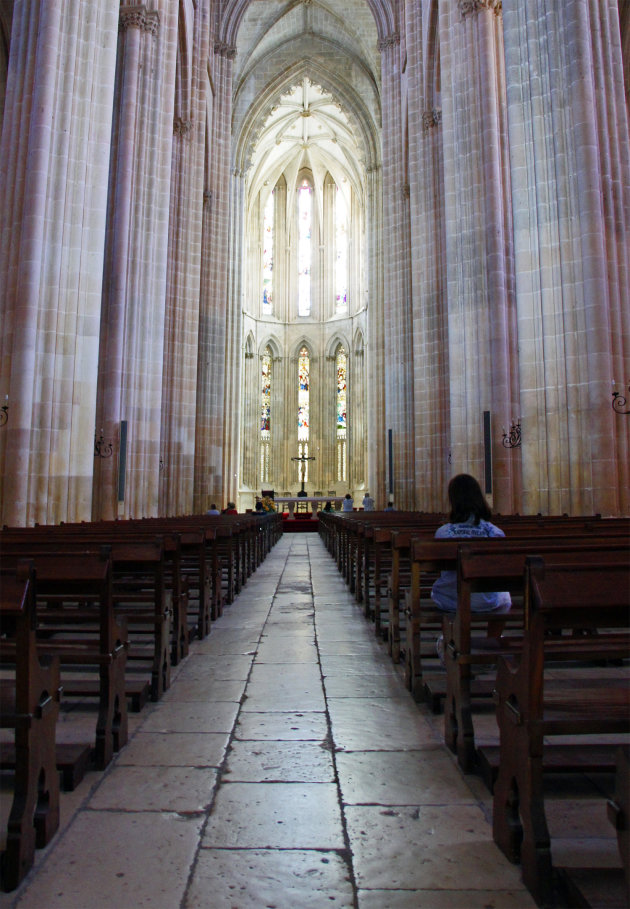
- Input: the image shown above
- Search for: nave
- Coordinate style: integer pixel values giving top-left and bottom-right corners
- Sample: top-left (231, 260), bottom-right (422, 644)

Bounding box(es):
top-left (6, 533), bottom-right (614, 909)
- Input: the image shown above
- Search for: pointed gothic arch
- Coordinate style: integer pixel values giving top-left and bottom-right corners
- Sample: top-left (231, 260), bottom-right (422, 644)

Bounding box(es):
top-left (218, 0), bottom-right (396, 50)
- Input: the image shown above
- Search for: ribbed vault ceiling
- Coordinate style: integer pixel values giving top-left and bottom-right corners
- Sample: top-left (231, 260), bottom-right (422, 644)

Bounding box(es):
top-left (232, 0), bottom-right (381, 203)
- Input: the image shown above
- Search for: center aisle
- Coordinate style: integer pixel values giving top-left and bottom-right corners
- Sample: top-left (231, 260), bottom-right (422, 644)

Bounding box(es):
top-left (9, 535), bottom-right (534, 909)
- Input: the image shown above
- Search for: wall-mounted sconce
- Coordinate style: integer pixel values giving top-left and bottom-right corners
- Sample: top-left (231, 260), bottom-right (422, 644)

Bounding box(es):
top-left (0, 396), bottom-right (8, 426)
top-left (612, 382), bottom-right (629, 415)
top-left (502, 420), bottom-right (522, 449)
top-left (94, 429), bottom-right (113, 458)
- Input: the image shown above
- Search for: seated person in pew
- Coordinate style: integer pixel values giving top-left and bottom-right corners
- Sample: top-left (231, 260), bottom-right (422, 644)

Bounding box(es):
top-left (431, 474), bottom-right (511, 658)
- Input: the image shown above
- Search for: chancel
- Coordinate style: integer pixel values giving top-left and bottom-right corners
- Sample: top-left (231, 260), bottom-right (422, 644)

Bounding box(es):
top-left (0, 0), bottom-right (628, 906)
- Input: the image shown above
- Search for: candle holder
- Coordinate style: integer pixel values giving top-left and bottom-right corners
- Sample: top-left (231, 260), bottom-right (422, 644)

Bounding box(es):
top-left (502, 420), bottom-right (522, 449)
top-left (612, 384), bottom-right (630, 415)
top-left (0, 403), bottom-right (8, 426)
top-left (94, 431), bottom-right (113, 458)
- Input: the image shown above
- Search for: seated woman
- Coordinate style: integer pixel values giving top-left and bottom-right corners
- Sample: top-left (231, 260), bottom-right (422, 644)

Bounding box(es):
top-left (431, 473), bottom-right (511, 614)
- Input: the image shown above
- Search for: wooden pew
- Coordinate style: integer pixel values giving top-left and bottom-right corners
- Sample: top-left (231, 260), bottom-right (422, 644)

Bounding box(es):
top-left (1, 535), bottom-right (171, 704)
top-left (444, 539), bottom-right (629, 771)
top-left (607, 746), bottom-right (630, 907)
top-left (0, 563), bottom-right (61, 891)
top-left (492, 556), bottom-right (630, 907)
top-left (0, 549), bottom-right (128, 770)
top-left (405, 527), bottom-right (630, 710)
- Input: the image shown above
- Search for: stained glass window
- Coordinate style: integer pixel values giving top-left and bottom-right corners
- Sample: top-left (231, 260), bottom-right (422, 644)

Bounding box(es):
top-left (262, 191), bottom-right (274, 314)
top-left (335, 186), bottom-right (348, 313)
top-left (336, 346), bottom-right (347, 482)
top-left (298, 346), bottom-right (309, 442)
top-left (297, 346), bottom-right (310, 483)
top-left (298, 180), bottom-right (312, 316)
top-left (260, 348), bottom-right (272, 483)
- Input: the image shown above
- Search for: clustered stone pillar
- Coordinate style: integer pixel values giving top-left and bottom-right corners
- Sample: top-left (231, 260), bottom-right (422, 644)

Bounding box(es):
top-left (0, 1), bottom-right (119, 525)
top-left (503, 0), bottom-right (630, 515)
top-left (405, 1), bottom-right (450, 513)
top-left (94, 2), bottom-right (178, 520)
top-left (194, 40), bottom-right (236, 511)
top-left (379, 31), bottom-right (415, 510)
top-left (365, 164), bottom-right (385, 505)
top-left (160, 4), bottom-right (210, 516)
top-left (439, 0), bottom-right (518, 512)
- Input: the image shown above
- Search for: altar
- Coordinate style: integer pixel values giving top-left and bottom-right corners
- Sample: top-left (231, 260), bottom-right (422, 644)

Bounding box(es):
top-left (273, 496), bottom-right (343, 519)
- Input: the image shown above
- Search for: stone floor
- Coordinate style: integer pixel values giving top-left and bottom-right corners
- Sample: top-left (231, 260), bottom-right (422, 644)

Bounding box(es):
top-left (0, 534), bottom-right (621, 908)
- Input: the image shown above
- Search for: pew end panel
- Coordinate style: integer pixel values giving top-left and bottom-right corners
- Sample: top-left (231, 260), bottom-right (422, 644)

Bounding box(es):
top-left (492, 557), bottom-right (630, 907)
top-left (0, 564), bottom-right (62, 891)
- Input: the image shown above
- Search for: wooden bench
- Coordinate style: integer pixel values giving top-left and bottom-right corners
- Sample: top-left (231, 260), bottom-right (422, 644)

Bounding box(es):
top-left (607, 746), bottom-right (630, 906)
top-left (1, 535), bottom-right (171, 704)
top-left (404, 530), bottom-right (630, 710)
top-left (0, 563), bottom-right (61, 891)
top-left (443, 539), bottom-right (629, 772)
top-left (492, 556), bottom-right (630, 906)
top-left (0, 549), bottom-right (128, 770)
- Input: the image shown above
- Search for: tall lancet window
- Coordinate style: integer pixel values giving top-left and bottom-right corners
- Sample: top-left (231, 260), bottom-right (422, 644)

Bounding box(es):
top-left (260, 348), bottom-right (272, 483)
top-left (262, 191), bottom-right (274, 314)
top-left (297, 346), bottom-right (310, 482)
top-left (336, 346), bottom-right (347, 482)
top-left (335, 186), bottom-right (348, 313)
top-left (298, 180), bottom-right (312, 316)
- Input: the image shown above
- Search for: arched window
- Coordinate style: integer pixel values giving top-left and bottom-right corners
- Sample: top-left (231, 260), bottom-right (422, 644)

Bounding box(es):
top-left (336, 346), bottom-right (347, 482)
top-left (260, 347), bottom-right (272, 483)
top-left (262, 191), bottom-right (274, 314)
top-left (335, 186), bottom-right (348, 313)
top-left (298, 180), bottom-right (312, 316)
top-left (297, 346), bottom-right (310, 482)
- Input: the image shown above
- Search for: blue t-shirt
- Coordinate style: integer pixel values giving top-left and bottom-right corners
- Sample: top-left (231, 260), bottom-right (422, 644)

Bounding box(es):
top-left (431, 516), bottom-right (512, 613)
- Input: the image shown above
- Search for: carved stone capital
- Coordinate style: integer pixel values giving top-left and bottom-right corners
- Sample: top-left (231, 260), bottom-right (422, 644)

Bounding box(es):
top-left (377, 33), bottom-right (400, 52)
top-left (422, 108), bottom-right (442, 130)
top-left (214, 41), bottom-right (237, 59)
top-left (119, 5), bottom-right (160, 35)
top-left (459, 0), bottom-right (502, 18)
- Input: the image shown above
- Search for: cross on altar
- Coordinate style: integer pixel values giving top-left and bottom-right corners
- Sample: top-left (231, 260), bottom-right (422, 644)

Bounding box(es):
top-left (291, 452), bottom-right (316, 495)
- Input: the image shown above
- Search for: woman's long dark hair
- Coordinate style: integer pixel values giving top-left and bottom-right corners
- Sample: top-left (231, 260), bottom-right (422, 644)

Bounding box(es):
top-left (447, 474), bottom-right (491, 525)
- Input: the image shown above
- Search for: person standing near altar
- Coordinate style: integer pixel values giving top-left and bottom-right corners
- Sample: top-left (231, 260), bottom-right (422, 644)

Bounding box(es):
top-left (362, 492), bottom-right (375, 511)
top-left (342, 493), bottom-right (354, 512)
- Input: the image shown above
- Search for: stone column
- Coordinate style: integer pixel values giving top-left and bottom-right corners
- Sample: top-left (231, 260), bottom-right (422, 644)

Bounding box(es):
top-left (271, 354), bottom-right (286, 492)
top-left (379, 32), bottom-right (415, 508)
top-left (353, 345), bottom-right (366, 489)
top-left (194, 41), bottom-right (235, 510)
top-left (503, 0), bottom-right (629, 514)
top-left (239, 348), bottom-right (257, 491)
top-left (93, 2), bottom-right (178, 519)
top-left (0, 1), bottom-right (119, 525)
top-left (225, 166), bottom-right (245, 504)
top-left (160, 1), bottom-right (210, 515)
top-left (439, 0), bottom-right (518, 510)
top-left (405, 0), bottom-right (448, 512)
top-left (365, 164), bottom-right (385, 503)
